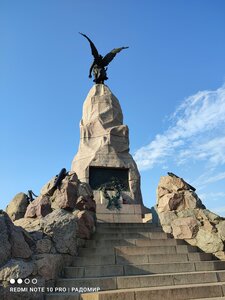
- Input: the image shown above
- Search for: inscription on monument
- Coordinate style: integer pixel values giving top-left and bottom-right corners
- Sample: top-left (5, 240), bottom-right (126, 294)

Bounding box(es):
top-left (89, 166), bottom-right (129, 191)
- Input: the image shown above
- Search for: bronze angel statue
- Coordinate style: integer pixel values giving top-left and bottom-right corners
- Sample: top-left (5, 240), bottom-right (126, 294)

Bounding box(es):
top-left (79, 32), bottom-right (129, 84)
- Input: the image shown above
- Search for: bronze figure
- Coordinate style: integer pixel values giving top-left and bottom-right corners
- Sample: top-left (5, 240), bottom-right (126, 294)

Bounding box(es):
top-left (53, 168), bottom-right (67, 190)
top-left (79, 32), bottom-right (128, 84)
top-left (26, 190), bottom-right (38, 203)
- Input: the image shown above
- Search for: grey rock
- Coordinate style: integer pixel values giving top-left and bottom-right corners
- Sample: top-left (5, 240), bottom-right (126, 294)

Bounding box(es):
top-left (0, 210), bottom-right (32, 260)
top-left (216, 220), bottom-right (225, 240)
top-left (40, 209), bottom-right (77, 255)
top-left (25, 195), bottom-right (52, 218)
top-left (195, 228), bottom-right (224, 253)
top-left (35, 254), bottom-right (63, 281)
top-left (36, 238), bottom-right (52, 254)
top-left (0, 211), bottom-right (11, 266)
top-left (6, 193), bottom-right (29, 221)
top-left (0, 259), bottom-right (34, 281)
top-left (14, 217), bottom-right (42, 232)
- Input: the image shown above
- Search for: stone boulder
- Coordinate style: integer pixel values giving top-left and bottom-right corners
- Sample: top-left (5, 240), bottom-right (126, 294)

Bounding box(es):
top-left (0, 170), bottom-right (96, 292)
top-left (78, 182), bottom-right (93, 199)
top-left (6, 192), bottom-right (29, 221)
top-left (40, 209), bottom-right (77, 255)
top-left (0, 259), bottom-right (34, 281)
top-left (36, 238), bottom-right (53, 254)
top-left (171, 217), bottom-right (199, 239)
top-left (73, 210), bottom-right (95, 239)
top-left (156, 174), bottom-right (225, 259)
top-left (14, 217), bottom-right (42, 232)
top-left (216, 221), bottom-right (225, 240)
top-left (195, 228), bottom-right (224, 253)
top-left (75, 196), bottom-right (96, 212)
top-left (0, 211), bottom-right (12, 266)
top-left (35, 254), bottom-right (63, 281)
top-left (40, 176), bottom-right (57, 196)
top-left (50, 176), bottom-right (79, 210)
top-left (157, 175), bottom-right (190, 196)
top-left (38, 172), bottom-right (94, 213)
top-left (0, 210), bottom-right (32, 265)
top-left (25, 195), bottom-right (52, 218)
top-left (9, 224), bottom-right (32, 259)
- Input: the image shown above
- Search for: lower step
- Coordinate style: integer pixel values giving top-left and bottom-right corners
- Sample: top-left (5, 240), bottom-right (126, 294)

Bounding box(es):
top-left (64, 260), bottom-right (225, 278)
top-left (45, 282), bottom-right (225, 300)
top-left (57, 270), bottom-right (225, 291)
top-left (93, 232), bottom-right (169, 240)
top-left (72, 253), bottom-right (213, 267)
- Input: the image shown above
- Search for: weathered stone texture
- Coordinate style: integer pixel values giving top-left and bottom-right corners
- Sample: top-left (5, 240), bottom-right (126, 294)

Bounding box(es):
top-left (35, 254), bottom-right (63, 281)
top-left (14, 218), bottom-right (42, 232)
top-left (71, 84), bottom-right (142, 205)
top-left (74, 210), bottom-right (95, 239)
top-left (6, 192), bottom-right (29, 221)
top-left (40, 209), bottom-right (77, 255)
top-left (0, 259), bottom-right (34, 281)
top-left (171, 217), bottom-right (199, 239)
top-left (0, 210), bottom-right (32, 264)
top-left (1, 170), bottom-right (96, 291)
top-left (157, 174), bottom-right (225, 259)
top-left (0, 211), bottom-right (12, 266)
top-left (25, 195), bottom-right (52, 218)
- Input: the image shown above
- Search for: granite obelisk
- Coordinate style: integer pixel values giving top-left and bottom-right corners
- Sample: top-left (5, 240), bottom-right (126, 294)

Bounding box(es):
top-left (71, 84), bottom-right (145, 222)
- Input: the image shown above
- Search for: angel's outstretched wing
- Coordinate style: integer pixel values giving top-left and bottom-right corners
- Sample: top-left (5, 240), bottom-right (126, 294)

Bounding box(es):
top-left (79, 32), bottom-right (99, 59)
top-left (102, 47), bottom-right (129, 66)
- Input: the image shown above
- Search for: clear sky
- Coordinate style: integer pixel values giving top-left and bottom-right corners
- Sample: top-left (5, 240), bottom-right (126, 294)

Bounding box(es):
top-left (1, 0), bottom-right (225, 215)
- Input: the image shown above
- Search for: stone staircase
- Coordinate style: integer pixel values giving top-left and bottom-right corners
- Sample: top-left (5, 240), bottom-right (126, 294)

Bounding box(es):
top-left (46, 223), bottom-right (225, 300)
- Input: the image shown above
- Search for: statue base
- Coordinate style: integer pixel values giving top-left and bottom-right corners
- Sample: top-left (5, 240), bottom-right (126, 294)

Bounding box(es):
top-left (96, 203), bottom-right (152, 223)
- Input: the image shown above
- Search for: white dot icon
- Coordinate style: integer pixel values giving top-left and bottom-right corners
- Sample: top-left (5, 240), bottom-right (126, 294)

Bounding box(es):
top-left (10, 279), bottom-right (15, 284)
top-left (24, 278), bottom-right (30, 284)
top-left (17, 278), bottom-right (23, 284)
top-left (32, 278), bottom-right (37, 284)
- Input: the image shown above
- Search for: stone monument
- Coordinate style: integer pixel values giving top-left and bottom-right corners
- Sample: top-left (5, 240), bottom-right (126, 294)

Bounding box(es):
top-left (71, 84), bottom-right (147, 222)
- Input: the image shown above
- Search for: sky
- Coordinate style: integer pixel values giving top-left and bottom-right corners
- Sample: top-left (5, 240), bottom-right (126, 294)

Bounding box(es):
top-left (1, 0), bottom-right (225, 216)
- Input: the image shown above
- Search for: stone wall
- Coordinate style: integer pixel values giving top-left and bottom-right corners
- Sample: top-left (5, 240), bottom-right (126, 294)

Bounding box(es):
top-left (156, 174), bottom-right (225, 260)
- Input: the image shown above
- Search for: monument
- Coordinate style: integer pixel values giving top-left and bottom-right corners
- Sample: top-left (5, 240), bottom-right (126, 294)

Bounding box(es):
top-left (79, 32), bottom-right (128, 84)
top-left (71, 34), bottom-right (150, 222)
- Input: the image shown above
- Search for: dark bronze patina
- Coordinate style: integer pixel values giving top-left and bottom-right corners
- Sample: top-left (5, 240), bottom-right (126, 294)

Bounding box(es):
top-left (27, 190), bottom-right (38, 203)
top-left (79, 32), bottom-right (128, 84)
top-left (89, 166), bottom-right (129, 191)
top-left (53, 168), bottom-right (67, 190)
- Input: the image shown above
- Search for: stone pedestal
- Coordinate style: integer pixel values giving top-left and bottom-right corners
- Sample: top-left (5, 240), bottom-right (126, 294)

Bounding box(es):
top-left (96, 204), bottom-right (144, 223)
top-left (71, 84), bottom-right (145, 222)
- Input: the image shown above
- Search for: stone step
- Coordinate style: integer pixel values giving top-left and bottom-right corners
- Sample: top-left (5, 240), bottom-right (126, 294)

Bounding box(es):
top-left (45, 282), bottom-right (225, 299)
top-left (96, 227), bottom-right (163, 233)
top-left (84, 237), bottom-right (186, 248)
top-left (115, 252), bottom-right (212, 265)
top-left (64, 260), bottom-right (225, 278)
top-left (72, 253), bottom-right (212, 267)
top-left (81, 282), bottom-right (225, 300)
top-left (57, 270), bottom-right (225, 291)
top-left (195, 297), bottom-right (225, 300)
top-left (93, 231), bottom-right (169, 240)
top-left (97, 222), bottom-right (156, 228)
top-left (116, 244), bottom-right (199, 255)
top-left (78, 244), bottom-right (201, 259)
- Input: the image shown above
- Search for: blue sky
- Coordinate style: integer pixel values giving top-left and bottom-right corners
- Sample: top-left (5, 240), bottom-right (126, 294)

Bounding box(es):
top-left (1, 0), bottom-right (225, 215)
